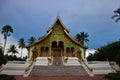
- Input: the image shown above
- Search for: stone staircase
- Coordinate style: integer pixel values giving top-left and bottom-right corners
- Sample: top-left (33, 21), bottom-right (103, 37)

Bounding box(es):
top-left (30, 65), bottom-right (88, 76)
top-left (89, 61), bottom-right (114, 74)
top-left (0, 61), bottom-right (28, 75)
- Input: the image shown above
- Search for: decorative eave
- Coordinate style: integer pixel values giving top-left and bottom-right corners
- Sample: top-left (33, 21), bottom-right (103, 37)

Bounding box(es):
top-left (64, 30), bottom-right (88, 49)
top-left (26, 29), bottom-right (52, 48)
top-left (47, 16), bottom-right (69, 33)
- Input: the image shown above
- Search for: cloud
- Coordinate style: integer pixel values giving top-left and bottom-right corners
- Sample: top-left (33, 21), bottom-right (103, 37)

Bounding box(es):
top-left (0, 34), bottom-right (27, 57)
top-left (86, 49), bottom-right (96, 57)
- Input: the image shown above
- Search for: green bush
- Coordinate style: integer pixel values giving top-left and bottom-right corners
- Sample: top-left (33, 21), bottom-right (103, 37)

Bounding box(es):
top-left (5, 54), bottom-right (27, 61)
top-left (0, 48), bottom-right (7, 66)
top-left (0, 74), bottom-right (14, 80)
top-left (105, 72), bottom-right (120, 80)
top-left (87, 41), bottom-right (120, 65)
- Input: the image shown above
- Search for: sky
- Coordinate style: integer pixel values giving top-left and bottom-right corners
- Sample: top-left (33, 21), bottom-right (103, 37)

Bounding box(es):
top-left (0, 0), bottom-right (120, 57)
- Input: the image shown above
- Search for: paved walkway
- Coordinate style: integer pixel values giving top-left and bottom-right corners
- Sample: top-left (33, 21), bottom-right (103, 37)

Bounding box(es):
top-left (14, 75), bottom-right (108, 80)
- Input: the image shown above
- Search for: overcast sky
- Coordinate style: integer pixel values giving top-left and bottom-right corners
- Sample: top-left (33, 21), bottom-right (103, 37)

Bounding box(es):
top-left (0, 0), bottom-right (120, 56)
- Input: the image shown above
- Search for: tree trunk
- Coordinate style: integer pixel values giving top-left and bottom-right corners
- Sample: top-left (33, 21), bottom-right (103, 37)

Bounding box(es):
top-left (3, 38), bottom-right (7, 55)
top-left (21, 48), bottom-right (23, 58)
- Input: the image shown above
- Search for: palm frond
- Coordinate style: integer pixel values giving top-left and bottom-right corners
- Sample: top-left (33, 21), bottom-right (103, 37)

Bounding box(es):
top-left (116, 18), bottom-right (120, 23)
top-left (114, 8), bottom-right (120, 14)
top-left (28, 36), bottom-right (36, 45)
top-left (112, 15), bottom-right (119, 19)
top-left (75, 32), bottom-right (89, 45)
top-left (7, 45), bottom-right (18, 55)
top-left (18, 38), bottom-right (26, 48)
top-left (85, 39), bottom-right (89, 42)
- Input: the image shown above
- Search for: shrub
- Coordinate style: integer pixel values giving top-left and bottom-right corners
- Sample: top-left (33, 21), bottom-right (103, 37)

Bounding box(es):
top-left (0, 74), bottom-right (14, 80)
top-left (105, 71), bottom-right (120, 80)
top-left (5, 54), bottom-right (27, 61)
top-left (0, 48), bottom-right (7, 66)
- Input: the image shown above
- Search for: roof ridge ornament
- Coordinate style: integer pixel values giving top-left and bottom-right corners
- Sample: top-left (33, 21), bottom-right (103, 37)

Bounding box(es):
top-left (57, 11), bottom-right (60, 18)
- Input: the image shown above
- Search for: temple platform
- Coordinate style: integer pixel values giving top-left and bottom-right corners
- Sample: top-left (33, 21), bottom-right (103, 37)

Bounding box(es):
top-left (28, 57), bottom-right (88, 76)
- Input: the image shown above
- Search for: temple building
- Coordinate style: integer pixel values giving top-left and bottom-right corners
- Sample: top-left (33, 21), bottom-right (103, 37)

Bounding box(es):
top-left (25, 16), bottom-right (94, 76)
top-left (26, 16), bottom-right (88, 60)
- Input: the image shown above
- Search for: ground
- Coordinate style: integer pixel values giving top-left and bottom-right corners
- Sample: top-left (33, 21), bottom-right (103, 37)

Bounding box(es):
top-left (14, 75), bottom-right (108, 80)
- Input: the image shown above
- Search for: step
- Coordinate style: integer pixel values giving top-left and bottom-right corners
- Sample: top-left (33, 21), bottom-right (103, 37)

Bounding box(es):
top-left (0, 70), bottom-right (24, 75)
top-left (93, 70), bottom-right (113, 74)
top-left (30, 65), bottom-right (88, 76)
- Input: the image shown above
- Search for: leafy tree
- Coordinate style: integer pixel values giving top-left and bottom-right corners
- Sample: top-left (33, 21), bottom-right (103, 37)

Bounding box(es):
top-left (115, 51), bottom-right (120, 64)
top-left (0, 47), bottom-right (7, 66)
top-left (18, 38), bottom-right (26, 58)
top-left (1, 25), bottom-right (13, 54)
top-left (5, 54), bottom-right (27, 61)
top-left (112, 8), bottom-right (120, 22)
top-left (28, 36), bottom-right (36, 45)
top-left (87, 41), bottom-right (120, 64)
top-left (87, 53), bottom-right (93, 61)
top-left (105, 71), bottom-right (120, 80)
top-left (75, 32), bottom-right (89, 45)
top-left (7, 45), bottom-right (18, 56)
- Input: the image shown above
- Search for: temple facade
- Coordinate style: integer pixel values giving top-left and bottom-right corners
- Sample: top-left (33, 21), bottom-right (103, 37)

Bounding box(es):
top-left (25, 16), bottom-right (94, 76)
top-left (27, 17), bottom-right (87, 59)
top-left (26, 16), bottom-right (88, 61)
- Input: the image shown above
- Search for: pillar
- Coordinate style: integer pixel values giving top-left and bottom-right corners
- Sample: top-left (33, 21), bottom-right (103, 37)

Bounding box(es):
top-left (37, 46), bottom-right (40, 57)
top-left (27, 48), bottom-right (30, 58)
top-left (64, 47), bottom-right (66, 57)
top-left (83, 49), bottom-right (86, 58)
top-left (49, 46), bottom-right (51, 57)
top-left (75, 46), bottom-right (77, 57)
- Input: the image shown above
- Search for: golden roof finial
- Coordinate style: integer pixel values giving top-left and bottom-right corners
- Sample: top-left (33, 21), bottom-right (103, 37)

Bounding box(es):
top-left (57, 11), bottom-right (60, 18)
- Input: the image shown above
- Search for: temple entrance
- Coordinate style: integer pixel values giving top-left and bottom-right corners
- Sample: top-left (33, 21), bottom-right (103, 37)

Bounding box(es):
top-left (51, 41), bottom-right (64, 65)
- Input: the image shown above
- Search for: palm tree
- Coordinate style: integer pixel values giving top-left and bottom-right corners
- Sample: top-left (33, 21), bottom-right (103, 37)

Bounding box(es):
top-left (18, 38), bottom-right (26, 58)
top-left (112, 8), bottom-right (120, 22)
top-left (1, 25), bottom-right (13, 54)
top-left (28, 36), bottom-right (36, 45)
top-left (75, 32), bottom-right (89, 45)
top-left (7, 45), bottom-right (18, 56)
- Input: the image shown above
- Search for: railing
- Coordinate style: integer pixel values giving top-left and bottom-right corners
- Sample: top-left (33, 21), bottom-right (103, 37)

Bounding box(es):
top-left (63, 57), bottom-right (68, 63)
top-left (82, 59), bottom-right (93, 72)
top-left (25, 61), bottom-right (33, 72)
top-left (24, 61), bottom-right (34, 77)
top-left (48, 58), bottom-right (52, 63)
top-left (48, 57), bottom-right (53, 65)
top-left (79, 56), bottom-right (94, 76)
